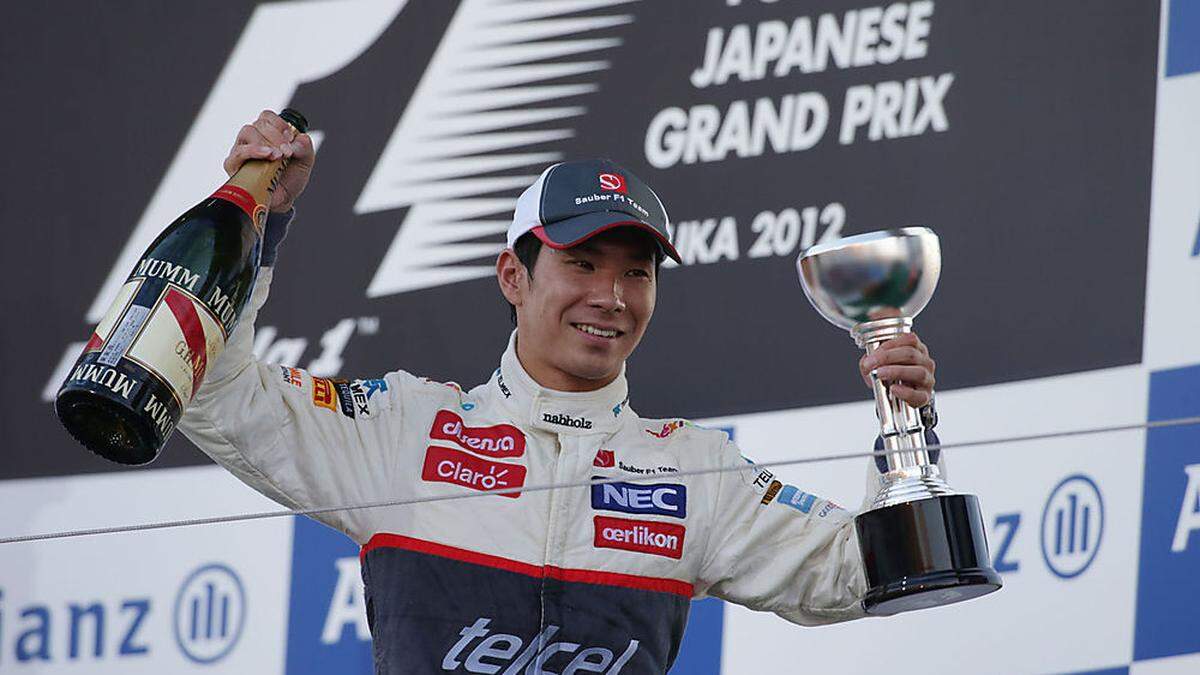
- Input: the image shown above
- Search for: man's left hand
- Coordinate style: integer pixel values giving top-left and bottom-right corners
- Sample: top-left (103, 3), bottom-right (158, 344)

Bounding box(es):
top-left (858, 333), bottom-right (936, 408)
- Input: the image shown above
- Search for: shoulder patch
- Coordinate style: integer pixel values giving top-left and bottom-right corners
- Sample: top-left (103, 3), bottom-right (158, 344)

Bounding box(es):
top-left (645, 419), bottom-right (690, 438)
top-left (279, 366), bottom-right (303, 388)
top-left (348, 378), bottom-right (390, 418)
top-left (418, 377), bottom-right (477, 411)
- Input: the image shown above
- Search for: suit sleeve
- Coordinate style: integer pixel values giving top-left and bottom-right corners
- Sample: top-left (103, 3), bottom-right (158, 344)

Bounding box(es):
top-left (695, 440), bottom-right (870, 626)
top-left (177, 212), bottom-right (413, 544)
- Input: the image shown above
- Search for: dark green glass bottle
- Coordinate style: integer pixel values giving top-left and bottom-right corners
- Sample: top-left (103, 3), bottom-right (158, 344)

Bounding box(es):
top-left (55, 109), bottom-right (308, 464)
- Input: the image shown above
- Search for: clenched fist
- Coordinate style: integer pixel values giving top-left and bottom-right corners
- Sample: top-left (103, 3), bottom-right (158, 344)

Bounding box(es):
top-left (223, 109), bottom-right (315, 213)
top-left (858, 332), bottom-right (936, 408)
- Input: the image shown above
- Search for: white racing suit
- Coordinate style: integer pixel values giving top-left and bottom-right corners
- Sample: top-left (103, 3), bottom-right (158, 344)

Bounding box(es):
top-left (179, 217), bottom-right (875, 673)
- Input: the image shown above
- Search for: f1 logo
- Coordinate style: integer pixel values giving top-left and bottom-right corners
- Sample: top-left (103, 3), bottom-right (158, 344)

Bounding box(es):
top-left (598, 173), bottom-right (627, 193)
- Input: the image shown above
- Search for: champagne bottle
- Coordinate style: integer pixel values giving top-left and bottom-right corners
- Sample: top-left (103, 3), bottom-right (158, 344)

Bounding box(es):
top-left (55, 109), bottom-right (309, 465)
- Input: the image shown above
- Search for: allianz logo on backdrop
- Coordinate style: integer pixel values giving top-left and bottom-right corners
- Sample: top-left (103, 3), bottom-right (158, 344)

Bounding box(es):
top-left (0, 562), bottom-right (245, 666)
top-left (991, 473), bottom-right (1105, 579)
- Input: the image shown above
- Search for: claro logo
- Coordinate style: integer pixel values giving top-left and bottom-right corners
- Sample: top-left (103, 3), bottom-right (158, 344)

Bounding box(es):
top-left (421, 446), bottom-right (526, 498)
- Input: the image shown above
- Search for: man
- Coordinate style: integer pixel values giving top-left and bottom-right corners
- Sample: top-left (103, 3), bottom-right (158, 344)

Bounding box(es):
top-left (183, 111), bottom-right (938, 673)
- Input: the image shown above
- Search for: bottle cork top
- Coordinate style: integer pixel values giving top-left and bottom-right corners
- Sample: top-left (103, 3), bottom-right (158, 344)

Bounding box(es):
top-left (279, 108), bottom-right (309, 134)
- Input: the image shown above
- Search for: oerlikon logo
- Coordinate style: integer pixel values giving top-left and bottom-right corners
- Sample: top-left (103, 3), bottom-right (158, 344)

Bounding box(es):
top-left (593, 515), bottom-right (685, 559)
top-left (598, 172), bottom-right (627, 193)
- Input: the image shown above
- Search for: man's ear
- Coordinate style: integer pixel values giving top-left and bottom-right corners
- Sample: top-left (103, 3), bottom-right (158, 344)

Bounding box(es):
top-left (496, 248), bottom-right (526, 306)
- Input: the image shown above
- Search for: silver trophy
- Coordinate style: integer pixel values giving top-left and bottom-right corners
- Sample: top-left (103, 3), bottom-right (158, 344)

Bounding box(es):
top-left (798, 227), bottom-right (1001, 615)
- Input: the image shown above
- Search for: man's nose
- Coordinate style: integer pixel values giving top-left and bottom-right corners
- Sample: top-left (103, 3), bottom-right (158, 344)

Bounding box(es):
top-left (588, 274), bottom-right (626, 312)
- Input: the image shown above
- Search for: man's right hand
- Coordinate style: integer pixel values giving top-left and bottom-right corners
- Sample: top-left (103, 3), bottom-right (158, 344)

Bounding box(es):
top-left (223, 110), bottom-right (315, 213)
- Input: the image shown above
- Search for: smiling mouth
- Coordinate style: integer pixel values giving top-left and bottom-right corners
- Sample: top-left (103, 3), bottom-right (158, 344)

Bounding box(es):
top-left (572, 323), bottom-right (623, 339)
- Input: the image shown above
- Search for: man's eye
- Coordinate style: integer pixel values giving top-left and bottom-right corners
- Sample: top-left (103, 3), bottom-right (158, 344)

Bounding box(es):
top-left (571, 260), bottom-right (593, 270)
top-left (627, 268), bottom-right (651, 279)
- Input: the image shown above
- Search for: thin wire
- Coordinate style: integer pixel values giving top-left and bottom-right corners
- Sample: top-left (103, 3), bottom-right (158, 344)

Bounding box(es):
top-left (2, 414), bottom-right (1197, 546)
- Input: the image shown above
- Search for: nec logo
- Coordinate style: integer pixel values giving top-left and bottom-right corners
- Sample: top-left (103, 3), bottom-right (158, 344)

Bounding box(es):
top-left (598, 173), bottom-right (627, 193)
top-left (592, 480), bottom-right (687, 518)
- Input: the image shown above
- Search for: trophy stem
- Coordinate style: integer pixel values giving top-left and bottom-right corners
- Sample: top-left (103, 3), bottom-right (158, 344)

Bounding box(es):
top-left (854, 318), bottom-right (932, 472)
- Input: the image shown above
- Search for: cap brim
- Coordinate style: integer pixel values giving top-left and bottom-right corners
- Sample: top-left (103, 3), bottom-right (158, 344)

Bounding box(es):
top-left (532, 211), bottom-right (681, 263)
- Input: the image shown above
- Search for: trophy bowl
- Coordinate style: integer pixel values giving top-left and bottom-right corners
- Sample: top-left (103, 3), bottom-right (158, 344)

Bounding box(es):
top-left (798, 227), bottom-right (941, 331)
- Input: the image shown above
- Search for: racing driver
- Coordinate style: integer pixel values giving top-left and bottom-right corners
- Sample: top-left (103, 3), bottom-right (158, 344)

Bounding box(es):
top-left (180, 111), bottom-right (940, 673)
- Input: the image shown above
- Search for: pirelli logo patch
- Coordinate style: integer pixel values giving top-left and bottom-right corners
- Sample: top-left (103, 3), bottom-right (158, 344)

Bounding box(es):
top-left (312, 377), bottom-right (337, 412)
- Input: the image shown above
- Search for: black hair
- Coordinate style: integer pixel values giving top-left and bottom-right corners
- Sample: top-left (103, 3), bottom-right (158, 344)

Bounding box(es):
top-left (505, 232), bottom-right (665, 325)
top-left (508, 234), bottom-right (543, 324)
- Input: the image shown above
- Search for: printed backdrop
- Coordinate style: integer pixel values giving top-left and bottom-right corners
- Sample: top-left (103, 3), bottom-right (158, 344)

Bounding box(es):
top-left (2, 0), bottom-right (1197, 673)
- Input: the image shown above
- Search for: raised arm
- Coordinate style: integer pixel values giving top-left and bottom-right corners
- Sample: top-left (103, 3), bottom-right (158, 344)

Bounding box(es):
top-left (177, 112), bottom-right (412, 544)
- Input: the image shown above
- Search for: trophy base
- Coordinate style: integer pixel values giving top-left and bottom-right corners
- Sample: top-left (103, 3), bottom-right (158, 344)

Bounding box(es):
top-left (856, 494), bottom-right (1002, 616)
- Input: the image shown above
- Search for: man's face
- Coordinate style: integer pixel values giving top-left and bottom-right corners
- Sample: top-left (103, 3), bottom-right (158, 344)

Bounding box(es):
top-left (504, 229), bottom-right (658, 391)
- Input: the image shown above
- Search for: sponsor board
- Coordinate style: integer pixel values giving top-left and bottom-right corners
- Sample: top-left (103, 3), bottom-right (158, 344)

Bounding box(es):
top-left (11, 0), bottom-right (1158, 489)
top-left (1135, 365), bottom-right (1200, 661)
top-left (0, 467), bottom-right (290, 673)
top-left (285, 517), bottom-right (374, 674)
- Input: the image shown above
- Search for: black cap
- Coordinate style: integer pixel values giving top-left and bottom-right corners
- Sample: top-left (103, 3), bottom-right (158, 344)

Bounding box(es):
top-left (508, 158), bottom-right (680, 263)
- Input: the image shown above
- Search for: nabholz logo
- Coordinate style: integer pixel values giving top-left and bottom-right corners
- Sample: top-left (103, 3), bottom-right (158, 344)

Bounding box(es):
top-left (542, 412), bottom-right (593, 429)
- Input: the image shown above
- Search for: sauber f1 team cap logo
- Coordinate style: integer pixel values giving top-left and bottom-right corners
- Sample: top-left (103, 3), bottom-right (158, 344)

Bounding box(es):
top-left (598, 172), bottom-right (627, 193)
